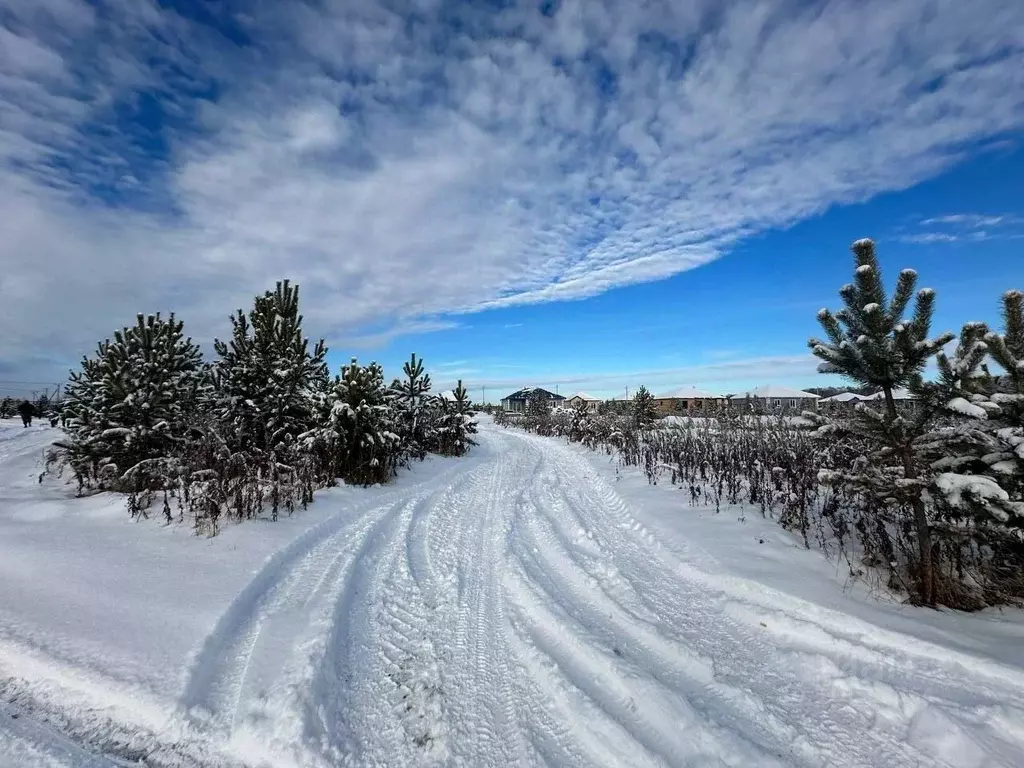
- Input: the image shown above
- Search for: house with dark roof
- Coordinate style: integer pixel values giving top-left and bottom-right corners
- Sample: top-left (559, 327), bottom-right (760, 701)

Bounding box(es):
top-left (500, 387), bottom-right (565, 413)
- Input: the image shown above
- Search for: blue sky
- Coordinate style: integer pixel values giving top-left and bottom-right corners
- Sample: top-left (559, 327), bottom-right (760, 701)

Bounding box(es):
top-left (1, 0), bottom-right (1023, 401)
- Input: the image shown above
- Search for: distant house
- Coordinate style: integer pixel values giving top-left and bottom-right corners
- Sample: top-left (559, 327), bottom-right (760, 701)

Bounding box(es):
top-left (653, 386), bottom-right (725, 415)
top-left (564, 392), bottom-right (602, 413)
top-left (820, 391), bottom-right (863, 403)
top-left (860, 387), bottom-right (916, 402)
top-left (860, 387), bottom-right (919, 411)
top-left (500, 387), bottom-right (565, 413)
top-left (732, 385), bottom-right (820, 413)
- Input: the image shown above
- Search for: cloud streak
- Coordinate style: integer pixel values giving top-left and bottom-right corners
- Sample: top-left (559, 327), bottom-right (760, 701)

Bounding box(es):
top-left (3, 0), bottom-right (1024, 380)
top-left (898, 212), bottom-right (1024, 244)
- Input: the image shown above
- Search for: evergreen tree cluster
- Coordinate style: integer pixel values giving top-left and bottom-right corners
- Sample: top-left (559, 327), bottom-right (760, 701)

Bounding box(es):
top-left (809, 238), bottom-right (1024, 608)
top-left (52, 280), bottom-right (477, 534)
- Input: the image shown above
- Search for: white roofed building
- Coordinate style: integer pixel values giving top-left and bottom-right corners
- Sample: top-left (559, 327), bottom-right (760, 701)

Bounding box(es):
top-left (732, 385), bottom-right (820, 413)
top-left (861, 388), bottom-right (916, 401)
top-left (821, 391), bottom-right (863, 402)
top-left (564, 392), bottom-right (602, 413)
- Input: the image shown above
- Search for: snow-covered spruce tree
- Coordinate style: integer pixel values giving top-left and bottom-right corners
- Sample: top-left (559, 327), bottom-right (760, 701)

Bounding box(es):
top-left (808, 238), bottom-right (954, 606)
top-left (390, 353), bottom-right (435, 460)
top-left (327, 358), bottom-right (401, 485)
top-left (0, 397), bottom-right (14, 419)
top-left (434, 380), bottom-right (478, 457)
top-left (632, 386), bottom-right (658, 430)
top-left (56, 313), bottom-right (206, 494)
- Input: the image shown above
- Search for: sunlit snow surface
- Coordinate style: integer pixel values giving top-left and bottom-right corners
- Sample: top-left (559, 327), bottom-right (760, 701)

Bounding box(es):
top-left (1, 418), bottom-right (1023, 767)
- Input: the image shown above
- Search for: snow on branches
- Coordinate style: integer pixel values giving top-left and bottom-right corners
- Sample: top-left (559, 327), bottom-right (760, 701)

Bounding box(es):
top-left (52, 282), bottom-right (476, 533)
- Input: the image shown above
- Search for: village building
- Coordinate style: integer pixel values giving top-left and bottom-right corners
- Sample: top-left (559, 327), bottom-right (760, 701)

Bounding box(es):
top-left (564, 392), bottom-right (602, 413)
top-left (500, 387), bottom-right (565, 413)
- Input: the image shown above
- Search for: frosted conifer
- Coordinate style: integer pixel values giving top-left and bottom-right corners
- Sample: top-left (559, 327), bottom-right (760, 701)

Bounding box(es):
top-left (329, 359), bottom-right (400, 484)
top-left (57, 313), bottom-right (206, 491)
top-left (212, 280), bottom-right (328, 458)
top-left (808, 238), bottom-right (954, 605)
top-left (434, 380), bottom-right (478, 457)
top-left (390, 353), bottom-right (435, 460)
top-left (632, 386), bottom-right (658, 430)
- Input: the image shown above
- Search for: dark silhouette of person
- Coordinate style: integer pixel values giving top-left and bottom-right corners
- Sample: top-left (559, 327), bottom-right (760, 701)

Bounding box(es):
top-left (17, 400), bottom-right (34, 428)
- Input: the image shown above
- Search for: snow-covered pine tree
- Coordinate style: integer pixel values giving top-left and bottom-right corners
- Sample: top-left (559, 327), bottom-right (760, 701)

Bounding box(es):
top-left (525, 391), bottom-right (553, 435)
top-left (632, 386), bottom-right (658, 430)
top-left (390, 353), bottom-right (434, 460)
top-left (56, 313), bottom-right (206, 493)
top-left (808, 238), bottom-right (954, 606)
top-left (569, 398), bottom-right (592, 443)
top-left (917, 292), bottom-right (1024, 543)
top-left (329, 358), bottom-right (400, 485)
top-left (0, 397), bottom-right (14, 419)
top-left (212, 280), bottom-right (328, 458)
top-left (434, 380), bottom-right (478, 457)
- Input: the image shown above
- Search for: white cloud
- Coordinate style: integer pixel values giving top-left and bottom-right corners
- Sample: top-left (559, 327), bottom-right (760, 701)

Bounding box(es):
top-left (899, 232), bottom-right (962, 244)
top-left (3, 0), bottom-right (1024, 380)
top-left (919, 214), bottom-right (1007, 227)
top-left (898, 212), bottom-right (1024, 244)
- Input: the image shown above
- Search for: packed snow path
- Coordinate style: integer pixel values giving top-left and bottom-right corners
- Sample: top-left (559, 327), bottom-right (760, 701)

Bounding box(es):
top-left (2, 420), bottom-right (1024, 767)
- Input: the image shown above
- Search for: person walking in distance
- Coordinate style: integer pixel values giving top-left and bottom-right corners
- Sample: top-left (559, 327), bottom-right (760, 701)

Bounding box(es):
top-left (17, 400), bottom-right (34, 428)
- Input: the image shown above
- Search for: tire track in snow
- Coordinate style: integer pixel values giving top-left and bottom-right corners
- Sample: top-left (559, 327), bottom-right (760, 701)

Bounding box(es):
top-left (504, 445), bottom-right (791, 767)
top-left (439, 431), bottom-right (535, 766)
top-left (179, 496), bottom-right (406, 731)
top-left (512, 428), bottom-right (1024, 767)
top-left (293, 449), bottom-right (505, 766)
top-left (177, 458), bottom-right (473, 759)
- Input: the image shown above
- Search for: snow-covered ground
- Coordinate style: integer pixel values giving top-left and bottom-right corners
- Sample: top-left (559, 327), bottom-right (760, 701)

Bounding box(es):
top-left (1, 417), bottom-right (1023, 767)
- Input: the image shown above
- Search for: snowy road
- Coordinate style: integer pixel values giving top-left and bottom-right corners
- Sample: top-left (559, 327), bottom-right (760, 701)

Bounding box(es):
top-left (2, 420), bottom-right (1024, 767)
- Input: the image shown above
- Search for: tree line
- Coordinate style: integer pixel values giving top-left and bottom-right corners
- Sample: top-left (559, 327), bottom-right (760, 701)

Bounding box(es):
top-left (49, 280), bottom-right (477, 535)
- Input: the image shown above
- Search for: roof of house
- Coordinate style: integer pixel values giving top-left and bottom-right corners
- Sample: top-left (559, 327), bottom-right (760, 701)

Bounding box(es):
top-left (566, 392), bottom-right (601, 401)
top-left (655, 386), bottom-right (723, 400)
top-left (736, 385), bottom-right (820, 399)
top-left (861, 388), bottom-right (917, 401)
top-left (501, 387), bottom-right (565, 401)
top-left (821, 391), bottom-right (863, 402)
